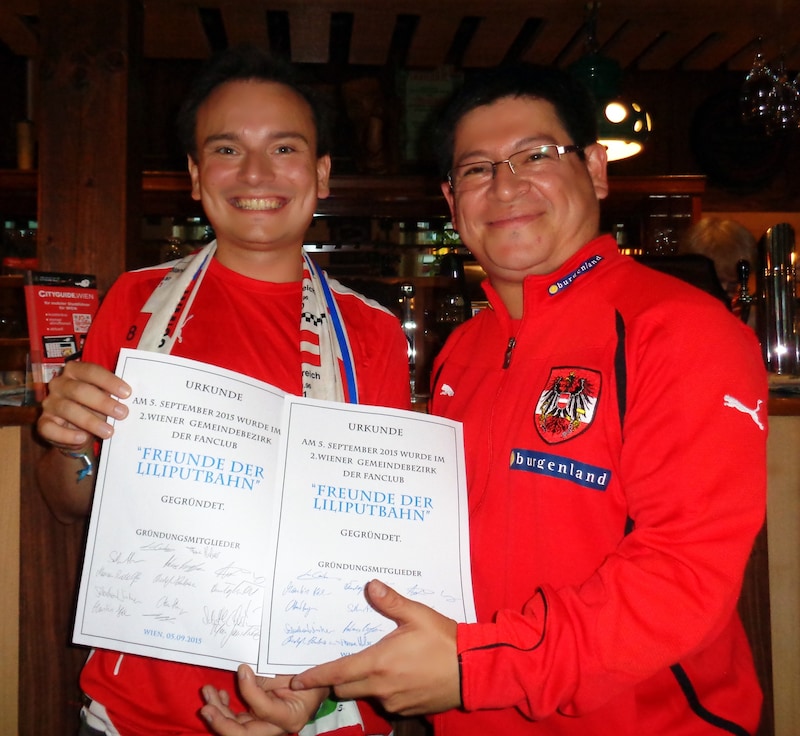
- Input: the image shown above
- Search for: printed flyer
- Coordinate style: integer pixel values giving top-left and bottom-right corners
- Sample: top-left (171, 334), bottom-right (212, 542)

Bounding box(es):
top-left (23, 270), bottom-right (99, 399)
top-left (73, 349), bottom-right (475, 674)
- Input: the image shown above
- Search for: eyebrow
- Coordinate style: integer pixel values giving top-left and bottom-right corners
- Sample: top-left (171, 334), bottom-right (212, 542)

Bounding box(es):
top-left (200, 130), bottom-right (312, 149)
top-left (455, 136), bottom-right (558, 163)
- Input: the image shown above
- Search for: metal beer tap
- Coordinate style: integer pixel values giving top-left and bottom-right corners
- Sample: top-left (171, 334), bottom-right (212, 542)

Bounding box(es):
top-left (736, 259), bottom-right (755, 324)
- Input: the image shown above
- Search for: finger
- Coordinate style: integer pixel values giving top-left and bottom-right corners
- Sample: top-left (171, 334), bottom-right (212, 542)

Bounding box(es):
top-left (201, 684), bottom-right (287, 736)
top-left (363, 579), bottom-right (406, 619)
top-left (237, 665), bottom-right (285, 704)
top-left (36, 413), bottom-right (94, 449)
top-left (199, 704), bottom-right (265, 736)
top-left (37, 399), bottom-right (113, 446)
top-left (290, 582), bottom-right (403, 692)
top-left (38, 371), bottom-right (131, 446)
top-left (58, 360), bottom-right (132, 400)
top-left (328, 678), bottom-right (375, 704)
top-left (244, 667), bottom-right (293, 696)
top-left (362, 579), bottom-right (431, 630)
top-left (291, 650), bottom-right (371, 692)
top-left (202, 685), bottom-right (236, 718)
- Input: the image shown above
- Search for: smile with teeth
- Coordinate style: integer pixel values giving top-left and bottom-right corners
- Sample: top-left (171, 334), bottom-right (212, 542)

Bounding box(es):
top-left (233, 197), bottom-right (284, 210)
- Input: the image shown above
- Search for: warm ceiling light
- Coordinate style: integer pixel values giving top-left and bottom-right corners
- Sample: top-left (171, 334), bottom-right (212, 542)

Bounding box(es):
top-left (568, 1), bottom-right (653, 162)
top-left (570, 53), bottom-right (653, 162)
top-left (599, 98), bottom-right (652, 161)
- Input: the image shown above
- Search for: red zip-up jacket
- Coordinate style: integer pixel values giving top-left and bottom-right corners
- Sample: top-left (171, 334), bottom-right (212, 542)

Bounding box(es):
top-left (429, 235), bottom-right (767, 735)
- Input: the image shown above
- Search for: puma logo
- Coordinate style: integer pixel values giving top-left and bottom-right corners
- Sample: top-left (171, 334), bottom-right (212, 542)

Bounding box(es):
top-left (723, 395), bottom-right (764, 430)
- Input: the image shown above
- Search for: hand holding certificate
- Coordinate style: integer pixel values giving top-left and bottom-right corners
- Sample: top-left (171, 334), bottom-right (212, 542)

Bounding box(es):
top-left (73, 349), bottom-right (475, 674)
top-left (260, 391), bottom-right (474, 673)
top-left (73, 349), bottom-right (286, 671)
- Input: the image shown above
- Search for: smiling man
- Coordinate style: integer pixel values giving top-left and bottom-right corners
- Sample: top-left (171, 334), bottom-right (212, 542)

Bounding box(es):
top-left (35, 46), bottom-right (410, 736)
top-left (185, 77), bottom-right (328, 281)
top-left (208, 64), bottom-right (769, 736)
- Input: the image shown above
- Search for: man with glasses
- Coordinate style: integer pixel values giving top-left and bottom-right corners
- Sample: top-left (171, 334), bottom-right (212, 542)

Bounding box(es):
top-left (202, 64), bottom-right (768, 736)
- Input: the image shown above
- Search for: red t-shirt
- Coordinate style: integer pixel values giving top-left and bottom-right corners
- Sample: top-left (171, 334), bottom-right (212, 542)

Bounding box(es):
top-left (79, 256), bottom-right (410, 735)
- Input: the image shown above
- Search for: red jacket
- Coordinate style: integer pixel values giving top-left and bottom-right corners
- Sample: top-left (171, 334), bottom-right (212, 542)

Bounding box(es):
top-left (429, 235), bottom-right (767, 735)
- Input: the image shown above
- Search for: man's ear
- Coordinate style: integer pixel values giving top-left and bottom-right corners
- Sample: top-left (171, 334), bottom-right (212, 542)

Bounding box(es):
top-left (187, 155), bottom-right (201, 202)
top-left (584, 143), bottom-right (609, 201)
top-left (316, 154), bottom-right (332, 200)
top-left (440, 180), bottom-right (458, 232)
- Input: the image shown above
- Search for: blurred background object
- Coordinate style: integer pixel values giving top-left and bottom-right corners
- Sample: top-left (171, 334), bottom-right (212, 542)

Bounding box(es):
top-left (679, 216), bottom-right (758, 316)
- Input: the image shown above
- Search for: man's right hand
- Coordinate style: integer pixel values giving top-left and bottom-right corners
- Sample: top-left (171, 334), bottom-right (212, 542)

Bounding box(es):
top-left (37, 360), bottom-right (131, 453)
top-left (35, 360), bottom-right (131, 523)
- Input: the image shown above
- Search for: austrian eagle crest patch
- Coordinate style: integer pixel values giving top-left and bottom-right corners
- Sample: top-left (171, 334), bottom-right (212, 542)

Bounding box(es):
top-left (535, 367), bottom-right (600, 444)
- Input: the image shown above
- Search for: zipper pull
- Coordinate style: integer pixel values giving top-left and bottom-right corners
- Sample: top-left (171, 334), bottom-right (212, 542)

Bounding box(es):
top-left (503, 337), bottom-right (516, 369)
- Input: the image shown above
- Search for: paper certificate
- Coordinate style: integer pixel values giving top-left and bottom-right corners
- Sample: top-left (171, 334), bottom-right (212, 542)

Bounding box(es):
top-left (73, 349), bottom-right (285, 670)
top-left (73, 349), bottom-right (475, 673)
top-left (259, 396), bottom-right (475, 674)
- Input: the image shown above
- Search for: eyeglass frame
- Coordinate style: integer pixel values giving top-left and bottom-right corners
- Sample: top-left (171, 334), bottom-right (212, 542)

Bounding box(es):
top-left (446, 144), bottom-right (584, 191)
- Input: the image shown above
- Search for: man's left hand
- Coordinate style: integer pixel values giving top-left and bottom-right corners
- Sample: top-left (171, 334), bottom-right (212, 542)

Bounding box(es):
top-left (290, 579), bottom-right (461, 716)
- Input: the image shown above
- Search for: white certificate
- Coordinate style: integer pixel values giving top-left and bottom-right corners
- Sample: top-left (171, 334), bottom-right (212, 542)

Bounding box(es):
top-left (74, 349), bottom-right (475, 673)
top-left (74, 349), bottom-right (284, 670)
top-left (258, 396), bottom-right (475, 674)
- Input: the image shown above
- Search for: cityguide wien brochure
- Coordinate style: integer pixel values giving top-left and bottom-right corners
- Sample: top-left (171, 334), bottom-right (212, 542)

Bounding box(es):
top-left (73, 349), bottom-right (476, 675)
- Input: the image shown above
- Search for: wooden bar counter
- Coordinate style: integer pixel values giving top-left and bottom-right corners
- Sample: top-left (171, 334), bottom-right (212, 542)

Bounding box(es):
top-left (1, 395), bottom-right (798, 736)
top-left (762, 396), bottom-right (800, 736)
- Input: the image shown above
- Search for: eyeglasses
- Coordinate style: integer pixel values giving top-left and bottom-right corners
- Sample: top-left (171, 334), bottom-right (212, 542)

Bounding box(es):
top-left (447, 144), bottom-right (583, 191)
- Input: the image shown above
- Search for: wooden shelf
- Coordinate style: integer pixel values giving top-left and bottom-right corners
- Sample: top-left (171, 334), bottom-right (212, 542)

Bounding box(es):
top-left (0, 337), bottom-right (28, 347)
top-left (0, 405), bottom-right (38, 427)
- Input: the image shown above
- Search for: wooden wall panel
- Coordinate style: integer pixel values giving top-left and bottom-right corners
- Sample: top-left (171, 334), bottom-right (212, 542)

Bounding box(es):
top-left (36, 0), bottom-right (143, 295)
top-left (0, 427), bottom-right (20, 735)
top-left (18, 428), bottom-right (88, 736)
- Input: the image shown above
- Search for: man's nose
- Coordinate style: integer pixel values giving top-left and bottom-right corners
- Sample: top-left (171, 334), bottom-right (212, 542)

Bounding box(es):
top-left (240, 152), bottom-right (275, 181)
top-left (490, 158), bottom-right (527, 196)
top-left (494, 159), bottom-right (515, 177)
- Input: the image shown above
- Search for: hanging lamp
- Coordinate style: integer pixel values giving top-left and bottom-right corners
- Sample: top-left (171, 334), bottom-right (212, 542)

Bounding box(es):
top-left (568, 2), bottom-right (652, 161)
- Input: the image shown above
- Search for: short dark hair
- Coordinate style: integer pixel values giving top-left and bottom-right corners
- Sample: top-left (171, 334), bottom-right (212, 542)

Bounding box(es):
top-left (176, 45), bottom-right (330, 160)
top-left (432, 64), bottom-right (598, 181)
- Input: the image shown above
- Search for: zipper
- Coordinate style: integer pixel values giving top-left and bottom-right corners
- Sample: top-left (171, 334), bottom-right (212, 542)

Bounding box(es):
top-left (503, 336), bottom-right (517, 369)
top-left (474, 331), bottom-right (517, 512)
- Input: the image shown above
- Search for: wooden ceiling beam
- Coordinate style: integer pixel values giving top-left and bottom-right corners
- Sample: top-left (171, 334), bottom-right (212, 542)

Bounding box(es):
top-left (0, 0), bottom-right (799, 73)
top-left (220, 4), bottom-right (270, 51)
top-left (521, 17), bottom-right (582, 67)
top-left (680, 28), bottom-right (760, 71)
top-left (0, 0), bottom-right (38, 57)
top-left (461, 13), bottom-right (532, 68)
top-left (348, 8), bottom-right (395, 66)
top-left (288, 6), bottom-right (331, 64)
top-left (636, 27), bottom-right (714, 71)
top-left (405, 13), bottom-right (462, 68)
top-left (144, 4), bottom-right (209, 59)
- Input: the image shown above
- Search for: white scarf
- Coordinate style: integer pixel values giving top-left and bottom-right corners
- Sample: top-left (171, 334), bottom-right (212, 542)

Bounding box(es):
top-left (133, 241), bottom-right (358, 403)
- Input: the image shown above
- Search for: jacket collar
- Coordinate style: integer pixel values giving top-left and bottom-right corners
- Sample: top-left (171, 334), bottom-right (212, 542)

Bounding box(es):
top-left (481, 234), bottom-right (619, 325)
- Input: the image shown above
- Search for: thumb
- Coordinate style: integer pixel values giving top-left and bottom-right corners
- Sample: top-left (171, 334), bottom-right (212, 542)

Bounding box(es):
top-left (364, 579), bottom-right (411, 623)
